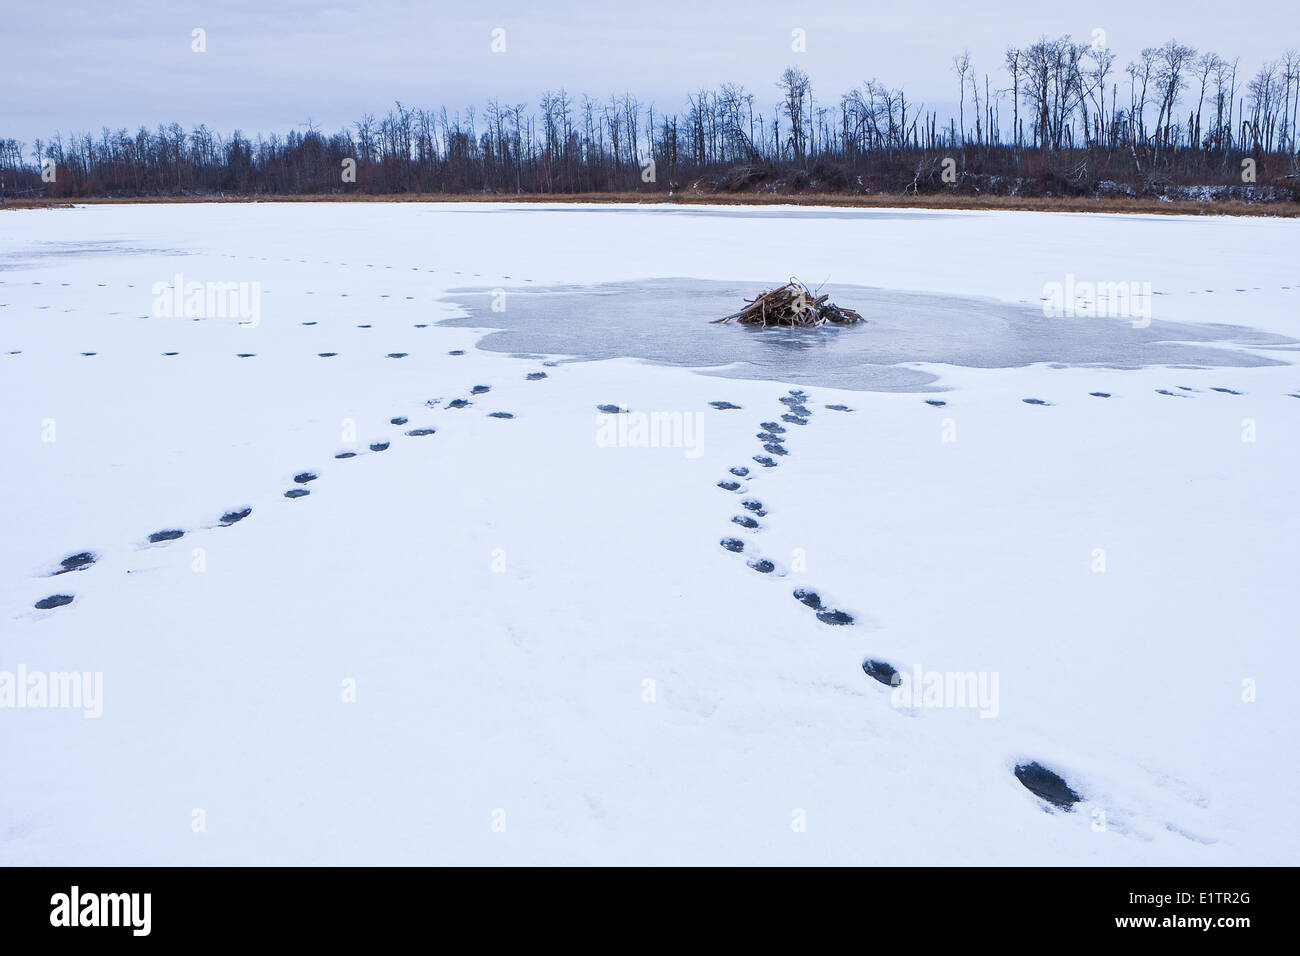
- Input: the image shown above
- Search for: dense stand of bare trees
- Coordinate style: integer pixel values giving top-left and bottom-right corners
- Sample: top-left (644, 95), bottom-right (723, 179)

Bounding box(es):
top-left (3, 36), bottom-right (1298, 200)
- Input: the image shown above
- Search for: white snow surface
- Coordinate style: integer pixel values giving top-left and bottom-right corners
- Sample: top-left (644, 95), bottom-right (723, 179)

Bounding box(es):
top-left (1, 201), bottom-right (1297, 865)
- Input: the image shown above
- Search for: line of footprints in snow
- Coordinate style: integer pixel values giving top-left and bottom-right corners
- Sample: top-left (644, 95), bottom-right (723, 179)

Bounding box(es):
top-left (30, 352), bottom-right (535, 612)
top-left (713, 388), bottom-right (1085, 814)
top-left (26, 360), bottom-right (1225, 818)
top-left (5, 332), bottom-right (1298, 404)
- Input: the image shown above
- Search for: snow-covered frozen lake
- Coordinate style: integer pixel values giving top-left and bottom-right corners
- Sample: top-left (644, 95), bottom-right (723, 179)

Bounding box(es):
top-left (2, 201), bottom-right (1297, 865)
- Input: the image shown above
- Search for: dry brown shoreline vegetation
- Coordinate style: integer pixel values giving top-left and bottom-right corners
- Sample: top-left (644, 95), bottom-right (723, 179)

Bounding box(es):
top-left (4, 191), bottom-right (1297, 217)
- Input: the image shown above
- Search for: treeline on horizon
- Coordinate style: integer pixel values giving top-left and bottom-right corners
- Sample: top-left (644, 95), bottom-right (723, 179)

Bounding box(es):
top-left (2, 35), bottom-right (1299, 201)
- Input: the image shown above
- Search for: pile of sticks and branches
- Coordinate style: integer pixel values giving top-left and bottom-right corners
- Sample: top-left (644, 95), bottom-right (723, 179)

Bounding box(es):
top-left (712, 279), bottom-right (864, 328)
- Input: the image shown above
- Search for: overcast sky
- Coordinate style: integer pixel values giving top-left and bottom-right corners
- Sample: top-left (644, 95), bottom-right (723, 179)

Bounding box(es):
top-left (3, 1), bottom-right (1296, 145)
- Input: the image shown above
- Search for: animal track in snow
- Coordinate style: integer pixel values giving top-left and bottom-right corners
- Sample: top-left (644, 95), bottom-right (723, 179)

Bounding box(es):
top-left (53, 552), bottom-right (97, 575)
